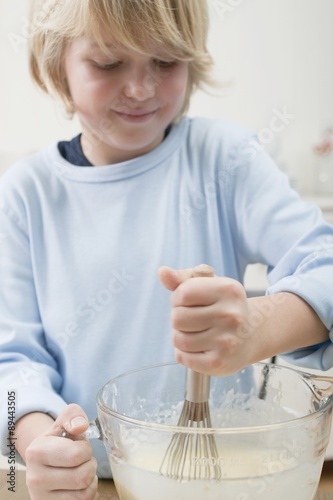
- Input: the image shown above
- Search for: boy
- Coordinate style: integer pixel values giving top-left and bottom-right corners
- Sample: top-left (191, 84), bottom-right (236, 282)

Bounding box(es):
top-left (0, 0), bottom-right (332, 498)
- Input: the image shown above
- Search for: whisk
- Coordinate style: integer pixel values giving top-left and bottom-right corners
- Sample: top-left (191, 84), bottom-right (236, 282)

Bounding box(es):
top-left (160, 264), bottom-right (222, 482)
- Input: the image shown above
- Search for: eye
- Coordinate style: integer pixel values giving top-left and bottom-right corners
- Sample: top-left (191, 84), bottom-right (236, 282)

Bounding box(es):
top-left (93, 61), bottom-right (121, 71)
top-left (153, 59), bottom-right (178, 68)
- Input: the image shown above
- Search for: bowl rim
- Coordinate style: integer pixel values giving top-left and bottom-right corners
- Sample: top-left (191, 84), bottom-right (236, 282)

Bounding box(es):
top-left (96, 361), bottom-right (333, 434)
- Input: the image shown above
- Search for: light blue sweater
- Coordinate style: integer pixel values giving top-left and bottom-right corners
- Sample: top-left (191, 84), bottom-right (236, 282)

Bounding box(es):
top-left (1, 116), bottom-right (333, 474)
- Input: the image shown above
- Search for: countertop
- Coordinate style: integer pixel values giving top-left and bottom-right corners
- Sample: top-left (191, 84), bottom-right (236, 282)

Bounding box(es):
top-left (1, 465), bottom-right (333, 499)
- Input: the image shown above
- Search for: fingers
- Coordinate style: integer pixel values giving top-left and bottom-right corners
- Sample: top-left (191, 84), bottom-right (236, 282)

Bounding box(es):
top-left (26, 434), bottom-right (93, 467)
top-left (25, 404), bottom-right (98, 500)
top-left (52, 476), bottom-right (99, 500)
top-left (26, 451), bottom-right (98, 500)
top-left (171, 301), bottom-right (245, 333)
top-left (158, 266), bottom-right (195, 291)
top-left (27, 453), bottom-right (98, 491)
top-left (172, 276), bottom-right (245, 307)
top-left (159, 263), bottom-right (244, 307)
top-left (174, 336), bottom-right (242, 376)
top-left (159, 265), bottom-right (250, 376)
top-left (48, 403), bottom-right (90, 438)
top-left (172, 328), bottom-right (211, 355)
top-left (172, 322), bottom-right (244, 358)
top-left (56, 403), bottom-right (90, 435)
top-left (28, 475), bottom-right (99, 500)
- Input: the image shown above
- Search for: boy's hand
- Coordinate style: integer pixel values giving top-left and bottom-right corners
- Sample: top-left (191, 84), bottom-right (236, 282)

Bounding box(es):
top-left (25, 404), bottom-right (99, 500)
top-left (158, 266), bottom-right (252, 376)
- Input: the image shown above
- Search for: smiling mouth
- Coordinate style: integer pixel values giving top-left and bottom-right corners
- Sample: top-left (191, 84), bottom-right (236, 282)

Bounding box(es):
top-left (114, 110), bottom-right (157, 122)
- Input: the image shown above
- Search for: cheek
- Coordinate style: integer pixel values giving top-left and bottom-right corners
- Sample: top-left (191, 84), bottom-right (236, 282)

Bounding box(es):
top-left (69, 75), bottom-right (115, 109)
top-left (164, 66), bottom-right (189, 102)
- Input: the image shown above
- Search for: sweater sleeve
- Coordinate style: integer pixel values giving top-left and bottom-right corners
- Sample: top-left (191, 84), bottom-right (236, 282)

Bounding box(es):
top-left (0, 203), bottom-right (67, 458)
top-left (227, 137), bottom-right (333, 370)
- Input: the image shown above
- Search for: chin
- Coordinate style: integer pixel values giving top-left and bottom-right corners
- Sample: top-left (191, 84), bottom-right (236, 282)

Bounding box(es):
top-left (114, 131), bottom-right (163, 149)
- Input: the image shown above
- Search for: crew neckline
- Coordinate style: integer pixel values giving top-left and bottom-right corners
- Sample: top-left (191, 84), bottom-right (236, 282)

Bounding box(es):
top-left (48, 117), bottom-right (189, 183)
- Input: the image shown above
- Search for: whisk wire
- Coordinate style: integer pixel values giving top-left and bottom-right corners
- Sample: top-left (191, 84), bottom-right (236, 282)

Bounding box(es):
top-left (159, 399), bottom-right (222, 482)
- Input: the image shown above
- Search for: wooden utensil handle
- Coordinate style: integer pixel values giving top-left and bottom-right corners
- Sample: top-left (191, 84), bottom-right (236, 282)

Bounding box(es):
top-left (193, 264), bottom-right (215, 278)
top-left (186, 264), bottom-right (214, 403)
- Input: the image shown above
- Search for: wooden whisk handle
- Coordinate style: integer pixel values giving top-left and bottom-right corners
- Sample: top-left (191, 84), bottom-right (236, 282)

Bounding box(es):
top-left (186, 264), bottom-right (214, 403)
top-left (192, 264), bottom-right (215, 278)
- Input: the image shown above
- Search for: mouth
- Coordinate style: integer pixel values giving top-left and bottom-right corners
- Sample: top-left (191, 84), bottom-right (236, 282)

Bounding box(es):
top-left (114, 109), bottom-right (158, 123)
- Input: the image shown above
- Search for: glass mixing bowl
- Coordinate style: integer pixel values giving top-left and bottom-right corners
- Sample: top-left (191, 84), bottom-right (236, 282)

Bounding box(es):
top-left (86, 362), bottom-right (333, 500)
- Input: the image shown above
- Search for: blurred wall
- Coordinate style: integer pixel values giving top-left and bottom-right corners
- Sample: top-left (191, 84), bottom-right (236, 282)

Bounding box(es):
top-left (0, 0), bottom-right (333, 194)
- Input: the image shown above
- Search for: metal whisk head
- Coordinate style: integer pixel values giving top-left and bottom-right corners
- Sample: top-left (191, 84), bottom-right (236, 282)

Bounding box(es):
top-left (159, 370), bottom-right (222, 482)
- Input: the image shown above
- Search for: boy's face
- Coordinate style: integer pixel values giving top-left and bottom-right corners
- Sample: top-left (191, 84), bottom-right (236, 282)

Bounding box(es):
top-left (64, 37), bottom-right (189, 165)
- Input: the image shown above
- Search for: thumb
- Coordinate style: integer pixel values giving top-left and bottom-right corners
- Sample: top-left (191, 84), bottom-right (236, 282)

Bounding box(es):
top-left (158, 266), bottom-right (195, 291)
top-left (50, 403), bottom-right (89, 437)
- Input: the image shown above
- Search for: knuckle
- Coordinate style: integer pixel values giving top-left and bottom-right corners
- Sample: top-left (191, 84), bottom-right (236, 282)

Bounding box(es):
top-left (174, 348), bottom-right (184, 365)
top-left (76, 466), bottom-right (96, 490)
top-left (221, 279), bottom-right (244, 299)
top-left (171, 329), bottom-right (179, 347)
top-left (173, 283), bottom-right (191, 306)
top-left (170, 307), bottom-right (184, 329)
top-left (219, 333), bottom-right (239, 354)
top-left (214, 307), bottom-right (227, 322)
top-left (90, 457), bottom-right (98, 476)
top-left (26, 470), bottom-right (42, 489)
top-left (25, 444), bottom-right (41, 464)
top-left (70, 444), bottom-right (89, 466)
top-left (74, 489), bottom-right (94, 500)
top-left (215, 306), bottom-right (244, 330)
top-left (209, 352), bottom-right (223, 372)
top-left (71, 448), bottom-right (84, 465)
top-left (227, 311), bottom-right (244, 329)
top-left (172, 330), bottom-right (190, 352)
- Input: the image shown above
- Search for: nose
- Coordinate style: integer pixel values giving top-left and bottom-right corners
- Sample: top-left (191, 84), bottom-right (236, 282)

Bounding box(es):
top-left (122, 64), bottom-right (156, 101)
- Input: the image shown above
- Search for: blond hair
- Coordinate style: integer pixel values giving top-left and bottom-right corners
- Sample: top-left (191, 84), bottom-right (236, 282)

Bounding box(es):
top-left (29, 0), bottom-right (215, 118)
